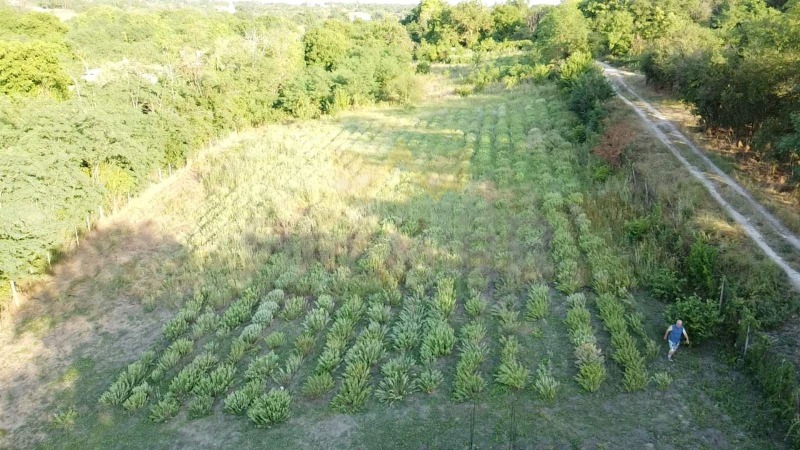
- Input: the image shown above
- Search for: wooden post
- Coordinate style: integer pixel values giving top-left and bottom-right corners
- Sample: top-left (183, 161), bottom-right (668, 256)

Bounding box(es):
top-left (46, 251), bottom-right (51, 269)
top-left (158, 168), bottom-right (162, 181)
top-left (75, 228), bottom-right (79, 247)
top-left (10, 279), bottom-right (19, 308)
top-left (86, 215), bottom-right (91, 230)
top-left (719, 277), bottom-right (726, 313)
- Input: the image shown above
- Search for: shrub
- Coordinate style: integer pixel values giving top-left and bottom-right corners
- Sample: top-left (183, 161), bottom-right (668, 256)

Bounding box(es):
top-left (648, 268), bottom-right (686, 302)
top-left (652, 371), bottom-right (672, 390)
top-left (494, 336), bottom-right (529, 390)
top-left (191, 309), bottom-right (219, 339)
top-left (315, 295), bottom-right (335, 312)
top-left (687, 240), bottom-right (718, 298)
top-left (367, 302), bottom-right (393, 325)
top-left (281, 296), bottom-right (307, 321)
top-left (464, 291), bottom-right (488, 317)
top-left (567, 69), bottom-right (614, 130)
top-left (623, 360), bottom-right (649, 392)
top-left (391, 320), bottom-right (422, 353)
top-left (491, 301), bottom-right (521, 333)
top-left (525, 283), bottom-right (550, 320)
top-left (239, 324), bottom-right (263, 346)
top-left (665, 295), bottom-right (721, 343)
top-left (575, 361), bottom-right (606, 392)
top-left (52, 407), bottom-right (78, 430)
top-left (434, 277), bottom-right (457, 318)
top-left (419, 319), bottom-right (456, 363)
top-left (295, 333), bottom-right (317, 356)
top-left (272, 354), bottom-right (304, 386)
top-left (533, 363), bottom-right (560, 402)
top-left (247, 389), bottom-right (292, 427)
top-left (417, 366), bottom-right (444, 394)
top-left (227, 339), bottom-right (251, 364)
top-left (460, 320), bottom-right (487, 346)
top-left (265, 332), bottom-right (287, 349)
top-left (224, 381), bottom-right (263, 415)
top-left (375, 356), bottom-right (417, 404)
top-left (416, 61), bottom-right (431, 74)
top-left (149, 394), bottom-right (180, 423)
top-left (303, 308), bottom-right (331, 333)
top-left (188, 395), bottom-right (213, 419)
top-left (330, 361), bottom-right (371, 413)
top-left (99, 355), bottom-right (153, 406)
top-left (122, 382), bottom-right (150, 412)
top-left (302, 372), bottom-right (335, 398)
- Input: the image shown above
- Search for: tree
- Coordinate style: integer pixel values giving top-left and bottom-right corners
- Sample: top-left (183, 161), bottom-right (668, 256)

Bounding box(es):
top-left (303, 25), bottom-right (350, 70)
top-left (449, 0), bottom-right (493, 48)
top-left (0, 41), bottom-right (71, 99)
top-left (535, 1), bottom-right (591, 62)
top-left (491, 1), bottom-right (529, 41)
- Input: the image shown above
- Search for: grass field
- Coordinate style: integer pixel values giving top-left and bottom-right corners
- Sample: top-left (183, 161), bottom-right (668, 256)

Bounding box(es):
top-left (0, 72), bottom-right (784, 449)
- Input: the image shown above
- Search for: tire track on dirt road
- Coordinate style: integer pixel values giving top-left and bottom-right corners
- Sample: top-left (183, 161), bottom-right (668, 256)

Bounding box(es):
top-left (601, 62), bottom-right (800, 291)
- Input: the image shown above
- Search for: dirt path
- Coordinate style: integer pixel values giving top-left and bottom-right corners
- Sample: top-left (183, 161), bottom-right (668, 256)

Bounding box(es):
top-left (602, 63), bottom-right (800, 291)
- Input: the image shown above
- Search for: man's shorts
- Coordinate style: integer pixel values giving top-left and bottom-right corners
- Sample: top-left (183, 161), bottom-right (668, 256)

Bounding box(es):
top-left (669, 340), bottom-right (680, 351)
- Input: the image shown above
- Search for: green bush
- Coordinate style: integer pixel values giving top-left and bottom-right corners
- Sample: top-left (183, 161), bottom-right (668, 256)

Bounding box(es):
top-left (188, 395), bottom-right (213, 419)
top-left (419, 319), bottom-right (456, 363)
top-left (265, 332), bottom-right (287, 349)
top-left (149, 394), bottom-right (180, 423)
top-left (330, 361), bottom-right (371, 413)
top-left (301, 372), bottom-right (335, 398)
top-left (525, 283), bottom-right (550, 320)
top-left (122, 382), bottom-right (150, 412)
top-left (575, 361), bottom-right (606, 392)
top-left (533, 363), bottom-right (560, 402)
top-left (247, 389), bottom-right (292, 427)
top-left (375, 356), bottom-right (417, 404)
top-left (465, 291), bottom-right (488, 317)
top-left (224, 381), bottom-right (263, 415)
top-left (417, 366), bottom-right (444, 394)
top-left (665, 295), bottom-right (721, 343)
top-left (567, 69), bottom-right (614, 131)
top-left (281, 296), bottom-right (307, 321)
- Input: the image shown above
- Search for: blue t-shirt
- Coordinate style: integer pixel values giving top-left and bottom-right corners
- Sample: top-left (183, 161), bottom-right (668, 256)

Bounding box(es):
top-left (668, 325), bottom-right (684, 343)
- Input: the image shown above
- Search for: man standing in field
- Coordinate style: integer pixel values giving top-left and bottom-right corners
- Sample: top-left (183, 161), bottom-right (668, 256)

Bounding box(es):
top-left (664, 319), bottom-right (690, 361)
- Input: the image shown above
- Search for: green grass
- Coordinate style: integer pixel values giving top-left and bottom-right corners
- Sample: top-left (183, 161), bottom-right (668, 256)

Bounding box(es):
top-left (16, 71), bottom-right (784, 449)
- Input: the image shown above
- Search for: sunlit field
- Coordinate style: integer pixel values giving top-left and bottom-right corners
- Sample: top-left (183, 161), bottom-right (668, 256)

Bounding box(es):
top-left (48, 77), bottom-right (778, 449)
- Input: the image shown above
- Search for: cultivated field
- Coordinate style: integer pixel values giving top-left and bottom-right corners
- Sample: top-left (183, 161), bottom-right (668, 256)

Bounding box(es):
top-left (0, 75), bottom-right (782, 449)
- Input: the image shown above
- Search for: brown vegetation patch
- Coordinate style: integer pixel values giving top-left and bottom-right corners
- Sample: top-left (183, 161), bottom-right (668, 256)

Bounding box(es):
top-left (593, 121), bottom-right (636, 167)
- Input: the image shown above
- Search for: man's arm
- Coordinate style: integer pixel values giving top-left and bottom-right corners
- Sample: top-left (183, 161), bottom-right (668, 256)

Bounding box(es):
top-left (683, 329), bottom-right (690, 344)
top-left (663, 325), bottom-right (672, 340)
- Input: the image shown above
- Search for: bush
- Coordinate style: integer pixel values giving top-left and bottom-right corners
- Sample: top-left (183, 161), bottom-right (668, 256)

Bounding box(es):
top-left (265, 332), bottom-right (287, 349)
top-left (375, 356), bottom-right (417, 404)
top-left (419, 319), bottom-right (456, 363)
top-left (652, 371), bottom-right (672, 390)
top-left (330, 361), bottom-right (371, 413)
top-left (416, 61), bottom-right (431, 74)
top-left (465, 291), bottom-right (488, 317)
top-left (525, 283), bottom-right (550, 320)
top-left (224, 381), bottom-right (263, 415)
top-left (575, 361), bottom-right (606, 392)
top-left (301, 372), bottom-right (335, 398)
top-left (149, 394), bottom-right (180, 423)
top-left (188, 395), bottom-right (213, 419)
top-left (533, 363), bottom-right (560, 402)
top-left (122, 382), bottom-right (150, 412)
top-left (665, 295), bottom-right (721, 343)
top-left (567, 69), bottom-right (614, 131)
top-left (281, 296), bottom-right (307, 321)
top-left (417, 366), bottom-right (444, 394)
top-left (247, 389), bottom-right (292, 427)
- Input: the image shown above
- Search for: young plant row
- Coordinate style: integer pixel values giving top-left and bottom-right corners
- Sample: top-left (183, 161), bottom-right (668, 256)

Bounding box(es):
top-left (542, 193), bottom-right (582, 294)
top-left (563, 293), bottom-right (607, 393)
top-left (595, 293), bottom-right (649, 392)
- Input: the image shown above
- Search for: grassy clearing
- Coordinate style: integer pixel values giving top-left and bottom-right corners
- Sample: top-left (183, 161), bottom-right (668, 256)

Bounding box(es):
top-left (0, 71), bottom-right (784, 449)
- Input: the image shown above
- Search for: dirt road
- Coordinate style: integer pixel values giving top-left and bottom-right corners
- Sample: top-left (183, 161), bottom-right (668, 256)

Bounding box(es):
top-left (602, 63), bottom-right (800, 291)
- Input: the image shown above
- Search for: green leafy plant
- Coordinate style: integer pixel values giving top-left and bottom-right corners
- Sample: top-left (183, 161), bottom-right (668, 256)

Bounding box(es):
top-left (246, 353), bottom-right (281, 382)
top-left (149, 394), bottom-right (180, 423)
top-left (419, 319), bottom-right (456, 363)
top-left (188, 394), bottom-right (213, 419)
top-left (224, 381), bottom-right (263, 415)
top-left (464, 290), bottom-right (488, 318)
top-left (494, 336), bottom-right (529, 390)
top-left (265, 332), bottom-right (287, 349)
top-left (52, 407), bottom-right (78, 430)
top-left (247, 389), bottom-right (292, 427)
top-left (375, 356), bottom-right (417, 404)
top-left (652, 371), bottom-right (672, 390)
top-left (417, 366), bottom-right (444, 394)
top-left (301, 372), bottom-right (335, 398)
top-left (533, 362), bottom-right (560, 402)
top-left (281, 296), bottom-right (307, 321)
top-left (525, 283), bottom-right (550, 320)
top-left (122, 382), bottom-right (150, 412)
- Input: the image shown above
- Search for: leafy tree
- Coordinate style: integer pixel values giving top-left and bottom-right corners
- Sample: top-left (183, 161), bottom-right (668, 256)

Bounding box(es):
top-left (0, 41), bottom-right (71, 99)
top-left (535, 1), bottom-right (591, 62)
